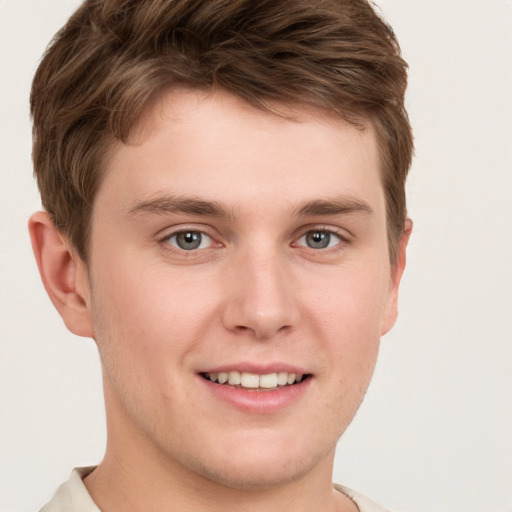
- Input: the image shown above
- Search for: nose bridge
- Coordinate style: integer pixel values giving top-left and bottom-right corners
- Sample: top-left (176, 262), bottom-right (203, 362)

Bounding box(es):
top-left (222, 241), bottom-right (298, 339)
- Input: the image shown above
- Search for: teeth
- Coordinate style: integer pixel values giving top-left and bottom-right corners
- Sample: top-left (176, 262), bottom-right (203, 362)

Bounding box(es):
top-left (277, 372), bottom-right (288, 386)
top-left (259, 373), bottom-right (278, 389)
top-left (228, 371), bottom-right (241, 385)
top-left (205, 371), bottom-right (305, 389)
top-left (241, 372), bottom-right (260, 388)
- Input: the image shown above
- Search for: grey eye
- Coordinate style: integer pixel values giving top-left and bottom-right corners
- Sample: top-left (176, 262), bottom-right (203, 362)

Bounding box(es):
top-left (298, 230), bottom-right (342, 250)
top-left (171, 231), bottom-right (210, 250)
top-left (305, 231), bottom-right (331, 249)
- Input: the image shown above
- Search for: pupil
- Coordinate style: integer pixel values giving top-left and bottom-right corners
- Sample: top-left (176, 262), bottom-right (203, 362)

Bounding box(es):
top-left (307, 231), bottom-right (330, 249)
top-left (177, 231), bottom-right (201, 250)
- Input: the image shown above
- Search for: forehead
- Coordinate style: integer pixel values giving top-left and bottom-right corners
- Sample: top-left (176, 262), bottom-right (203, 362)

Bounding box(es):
top-left (97, 88), bottom-right (384, 219)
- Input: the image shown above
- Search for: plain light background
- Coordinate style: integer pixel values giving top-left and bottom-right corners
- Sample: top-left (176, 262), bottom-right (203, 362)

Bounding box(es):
top-left (1, 1), bottom-right (511, 511)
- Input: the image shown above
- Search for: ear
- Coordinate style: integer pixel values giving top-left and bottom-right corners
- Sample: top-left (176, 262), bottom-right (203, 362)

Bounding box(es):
top-left (28, 211), bottom-right (94, 338)
top-left (381, 218), bottom-right (413, 336)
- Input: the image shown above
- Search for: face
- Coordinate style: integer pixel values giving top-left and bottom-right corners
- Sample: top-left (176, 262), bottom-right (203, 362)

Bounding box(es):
top-left (80, 89), bottom-right (405, 489)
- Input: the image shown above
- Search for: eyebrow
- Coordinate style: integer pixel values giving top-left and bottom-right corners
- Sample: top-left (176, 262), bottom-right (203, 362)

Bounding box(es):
top-left (292, 197), bottom-right (372, 217)
top-left (128, 196), bottom-right (235, 220)
top-left (128, 195), bottom-right (372, 220)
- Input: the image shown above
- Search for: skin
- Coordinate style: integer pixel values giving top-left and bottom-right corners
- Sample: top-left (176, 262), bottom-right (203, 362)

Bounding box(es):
top-left (30, 88), bottom-right (410, 512)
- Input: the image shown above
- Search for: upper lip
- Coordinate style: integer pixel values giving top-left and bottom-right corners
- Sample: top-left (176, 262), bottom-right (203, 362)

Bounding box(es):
top-left (199, 363), bottom-right (310, 375)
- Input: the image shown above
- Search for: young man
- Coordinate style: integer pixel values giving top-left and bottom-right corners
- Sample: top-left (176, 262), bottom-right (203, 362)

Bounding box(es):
top-left (30, 1), bottom-right (413, 511)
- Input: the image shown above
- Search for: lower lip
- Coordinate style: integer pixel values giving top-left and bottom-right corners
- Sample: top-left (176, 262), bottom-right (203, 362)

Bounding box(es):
top-left (199, 375), bottom-right (311, 414)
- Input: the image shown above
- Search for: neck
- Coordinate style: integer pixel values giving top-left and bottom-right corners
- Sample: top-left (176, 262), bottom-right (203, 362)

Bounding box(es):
top-left (84, 441), bottom-right (357, 512)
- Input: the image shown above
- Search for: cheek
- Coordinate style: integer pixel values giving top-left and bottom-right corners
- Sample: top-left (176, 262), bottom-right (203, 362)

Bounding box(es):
top-left (89, 258), bottom-right (219, 368)
top-left (88, 267), bottom-right (205, 423)
top-left (305, 262), bottom-right (390, 385)
top-left (310, 263), bottom-right (391, 339)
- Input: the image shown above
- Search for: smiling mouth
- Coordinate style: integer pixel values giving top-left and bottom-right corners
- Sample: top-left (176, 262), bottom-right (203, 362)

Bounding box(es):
top-left (201, 371), bottom-right (310, 390)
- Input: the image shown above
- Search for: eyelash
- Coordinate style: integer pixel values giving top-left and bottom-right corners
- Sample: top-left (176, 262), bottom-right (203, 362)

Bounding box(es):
top-left (158, 226), bottom-right (350, 254)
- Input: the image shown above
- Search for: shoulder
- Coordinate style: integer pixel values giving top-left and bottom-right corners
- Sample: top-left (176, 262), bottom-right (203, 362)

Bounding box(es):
top-left (40, 467), bottom-right (100, 512)
top-left (335, 484), bottom-right (397, 512)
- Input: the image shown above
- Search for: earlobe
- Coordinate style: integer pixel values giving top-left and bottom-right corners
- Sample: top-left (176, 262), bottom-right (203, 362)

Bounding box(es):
top-left (381, 218), bottom-right (413, 336)
top-left (28, 211), bottom-right (94, 338)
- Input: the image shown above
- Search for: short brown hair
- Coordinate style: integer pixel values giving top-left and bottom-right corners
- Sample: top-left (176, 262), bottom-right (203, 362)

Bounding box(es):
top-left (31, 0), bottom-right (413, 262)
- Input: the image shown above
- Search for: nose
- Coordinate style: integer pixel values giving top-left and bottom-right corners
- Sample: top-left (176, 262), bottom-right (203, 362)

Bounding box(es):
top-left (221, 247), bottom-right (299, 340)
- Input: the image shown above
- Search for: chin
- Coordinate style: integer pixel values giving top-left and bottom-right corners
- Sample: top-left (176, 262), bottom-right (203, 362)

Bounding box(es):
top-left (189, 458), bottom-right (313, 491)
top-left (177, 435), bottom-right (336, 491)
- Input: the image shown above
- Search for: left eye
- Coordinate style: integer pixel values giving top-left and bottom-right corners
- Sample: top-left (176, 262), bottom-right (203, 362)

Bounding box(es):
top-left (297, 230), bottom-right (342, 249)
top-left (166, 231), bottom-right (213, 251)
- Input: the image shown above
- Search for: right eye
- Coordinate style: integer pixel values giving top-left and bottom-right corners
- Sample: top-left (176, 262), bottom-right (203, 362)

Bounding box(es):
top-left (165, 231), bottom-right (213, 251)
